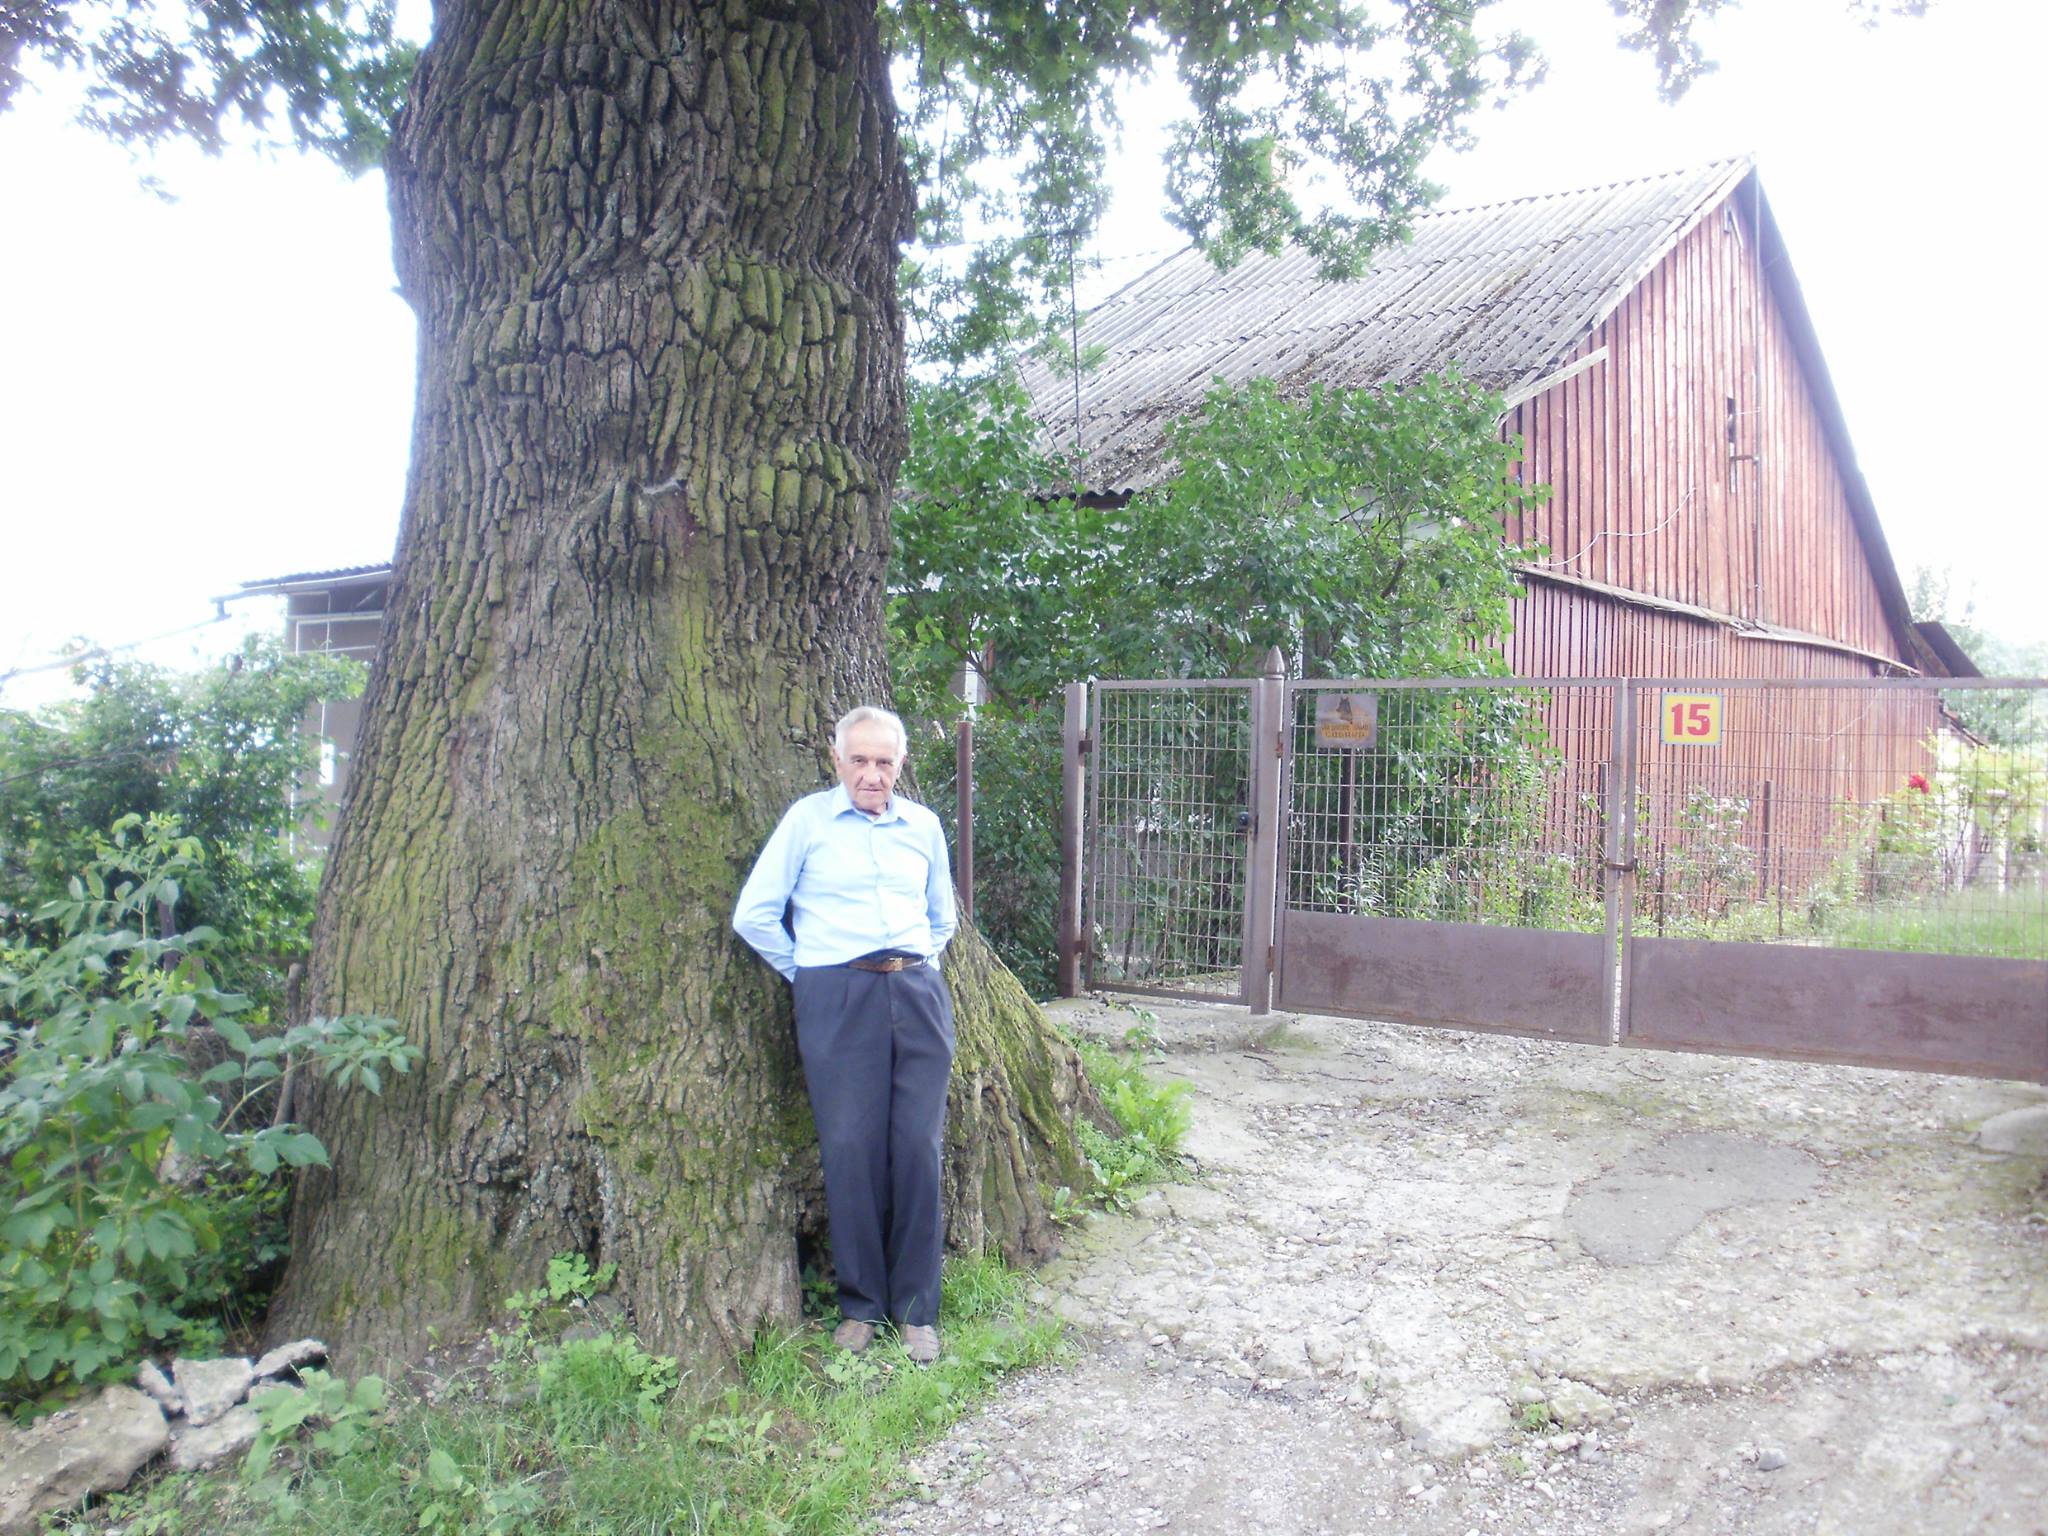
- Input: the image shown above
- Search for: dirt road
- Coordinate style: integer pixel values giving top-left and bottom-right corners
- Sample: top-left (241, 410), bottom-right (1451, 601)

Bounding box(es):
top-left (882, 997), bottom-right (2048, 1536)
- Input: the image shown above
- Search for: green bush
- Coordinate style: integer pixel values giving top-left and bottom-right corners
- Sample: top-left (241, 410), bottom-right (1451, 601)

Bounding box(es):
top-left (909, 708), bottom-right (1063, 997)
top-left (0, 816), bottom-right (416, 1407)
top-left (0, 638), bottom-right (364, 1018)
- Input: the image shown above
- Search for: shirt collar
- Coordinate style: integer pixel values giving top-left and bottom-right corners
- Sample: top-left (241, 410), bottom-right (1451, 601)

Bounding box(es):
top-left (828, 782), bottom-right (900, 823)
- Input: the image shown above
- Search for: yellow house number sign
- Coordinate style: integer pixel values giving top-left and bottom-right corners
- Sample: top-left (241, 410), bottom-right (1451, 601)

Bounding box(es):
top-left (1659, 692), bottom-right (1723, 746)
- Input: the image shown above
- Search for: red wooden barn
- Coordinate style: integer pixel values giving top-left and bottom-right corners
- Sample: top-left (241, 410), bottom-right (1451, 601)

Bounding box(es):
top-left (1017, 157), bottom-right (1961, 687)
top-left (1018, 159), bottom-right (1997, 942)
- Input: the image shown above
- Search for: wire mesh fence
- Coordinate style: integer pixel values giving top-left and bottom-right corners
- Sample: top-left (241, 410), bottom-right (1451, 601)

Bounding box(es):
top-left (1077, 673), bottom-right (2045, 1052)
top-left (1627, 680), bottom-right (2047, 960)
top-left (1086, 683), bottom-right (1254, 999)
top-left (1283, 680), bottom-right (1614, 933)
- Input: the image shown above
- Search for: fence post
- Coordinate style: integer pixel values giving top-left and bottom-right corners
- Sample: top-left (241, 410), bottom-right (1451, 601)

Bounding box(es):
top-left (954, 715), bottom-right (974, 923)
top-left (1244, 646), bottom-right (1286, 1015)
top-left (1058, 681), bottom-right (1088, 997)
top-left (1601, 679), bottom-right (1639, 1045)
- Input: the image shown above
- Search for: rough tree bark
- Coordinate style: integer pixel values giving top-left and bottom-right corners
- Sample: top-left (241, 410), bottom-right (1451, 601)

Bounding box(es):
top-left (266, 0), bottom-right (1095, 1372)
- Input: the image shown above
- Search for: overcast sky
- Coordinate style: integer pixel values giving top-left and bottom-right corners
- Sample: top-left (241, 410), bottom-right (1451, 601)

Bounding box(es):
top-left (1, 0), bottom-right (2041, 708)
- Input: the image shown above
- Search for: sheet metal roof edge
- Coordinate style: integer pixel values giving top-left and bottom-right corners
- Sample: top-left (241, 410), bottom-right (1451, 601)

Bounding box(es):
top-left (1518, 565), bottom-right (1920, 674)
top-left (1744, 173), bottom-right (1933, 674)
top-left (1914, 621), bottom-right (1983, 679)
top-left (239, 564), bottom-right (395, 594)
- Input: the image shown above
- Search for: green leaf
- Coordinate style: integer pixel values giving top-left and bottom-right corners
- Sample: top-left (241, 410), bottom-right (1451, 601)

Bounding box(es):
top-left (426, 1447), bottom-right (465, 1492)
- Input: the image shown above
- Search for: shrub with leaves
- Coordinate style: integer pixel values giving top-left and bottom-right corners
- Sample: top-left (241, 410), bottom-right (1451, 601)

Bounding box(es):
top-left (0, 816), bottom-right (416, 1406)
top-left (0, 637), bottom-right (366, 1017)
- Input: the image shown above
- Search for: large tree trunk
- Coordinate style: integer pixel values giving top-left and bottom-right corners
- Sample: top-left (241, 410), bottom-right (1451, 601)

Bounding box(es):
top-left (267, 0), bottom-right (1093, 1372)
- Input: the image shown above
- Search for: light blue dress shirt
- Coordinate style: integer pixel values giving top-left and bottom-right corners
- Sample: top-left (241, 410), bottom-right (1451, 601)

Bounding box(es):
top-left (732, 784), bottom-right (958, 981)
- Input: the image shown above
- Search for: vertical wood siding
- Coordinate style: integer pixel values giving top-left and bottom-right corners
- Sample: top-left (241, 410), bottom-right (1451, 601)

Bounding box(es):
top-left (1499, 192), bottom-right (1910, 677)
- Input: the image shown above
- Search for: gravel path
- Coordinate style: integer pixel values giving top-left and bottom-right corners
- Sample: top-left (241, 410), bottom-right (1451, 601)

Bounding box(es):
top-left (881, 998), bottom-right (2048, 1536)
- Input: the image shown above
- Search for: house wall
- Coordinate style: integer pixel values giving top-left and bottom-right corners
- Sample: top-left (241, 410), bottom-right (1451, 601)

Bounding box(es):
top-left (285, 579), bottom-right (385, 848)
top-left (1500, 192), bottom-right (1910, 671)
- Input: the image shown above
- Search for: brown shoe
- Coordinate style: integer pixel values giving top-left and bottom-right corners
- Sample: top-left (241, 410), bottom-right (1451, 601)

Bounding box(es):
top-left (899, 1324), bottom-right (940, 1365)
top-left (832, 1318), bottom-right (876, 1353)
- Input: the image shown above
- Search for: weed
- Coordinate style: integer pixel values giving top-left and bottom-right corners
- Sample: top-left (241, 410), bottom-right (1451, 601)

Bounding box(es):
top-left (1071, 1038), bottom-right (1193, 1210)
top-left (505, 1252), bottom-right (616, 1319)
top-left (799, 1261), bottom-right (837, 1317)
top-left (243, 1368), bottom-right (385, 1479)
top-left (1518, 1401), bottom-right (1556, 1433)
top-left (1115, 1003), bottom-right (1166, 1056)
top-left (536, 1331), bottom-right (681, 1436)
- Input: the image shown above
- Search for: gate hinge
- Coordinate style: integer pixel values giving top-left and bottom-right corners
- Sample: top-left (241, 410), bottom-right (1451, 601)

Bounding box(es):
top-left (1275, 730), bottom-right (1285, 758)
top-left (1266, 944), bottom-right (1275, 972)
top-left (1077, 734), bottom-right (1093, 756)
top-left (1605, 857), bottom-right (1639, 873)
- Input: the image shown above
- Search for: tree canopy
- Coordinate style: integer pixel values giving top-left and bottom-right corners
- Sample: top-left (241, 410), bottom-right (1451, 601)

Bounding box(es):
top-left (1, 0), bottom-right (415, 168)
top-left (7, 1), bottom-right (1538, 357)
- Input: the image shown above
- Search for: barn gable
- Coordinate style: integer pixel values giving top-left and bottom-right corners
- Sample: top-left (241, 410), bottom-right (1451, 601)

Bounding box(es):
top-left (1020, 160), bottom-right (1938, 677)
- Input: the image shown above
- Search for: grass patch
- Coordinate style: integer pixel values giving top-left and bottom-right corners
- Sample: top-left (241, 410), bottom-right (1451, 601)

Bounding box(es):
top-left (1809, 889), bottom-right (2046, 960)
top-left (59, 1252), bottom-right (1061, 1536)
top-left (1066, 1033), bottom-right (1194, 1214)
top-left (57, 1028), bottom-right (1200, 1534)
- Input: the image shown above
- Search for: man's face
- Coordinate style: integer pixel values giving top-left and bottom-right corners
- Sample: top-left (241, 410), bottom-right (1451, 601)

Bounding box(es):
top-left (834, 720), bottom-right (902, 815)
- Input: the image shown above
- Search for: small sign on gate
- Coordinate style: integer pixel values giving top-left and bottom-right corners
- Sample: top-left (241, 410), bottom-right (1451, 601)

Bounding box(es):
top-left (1659, 691), bottom-right (1724, 746)
top-left (1315, 692), bottom-right (1378, 749)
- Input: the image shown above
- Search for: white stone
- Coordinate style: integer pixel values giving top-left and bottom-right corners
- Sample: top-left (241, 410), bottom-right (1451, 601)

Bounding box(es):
top-left (172, 1356), bottom-right (256, 1427)
top-left (252, 1338), bottom-right (327, 1381)
top-left (168, 1403), bottom-right (265, 1472)
top-left (1548, 1379), bottom-right (1616, 1427)
top-left (0, 1387), bottom-right (167, 1536)
top-left (1975, 1106), bottom-right (2048, 1155)
top-left (133, 1359), bottom-right (180, 1414)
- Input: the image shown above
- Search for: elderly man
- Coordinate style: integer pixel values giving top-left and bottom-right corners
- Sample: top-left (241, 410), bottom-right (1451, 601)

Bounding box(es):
top-left (732, 705), bottom-right (958, 1364)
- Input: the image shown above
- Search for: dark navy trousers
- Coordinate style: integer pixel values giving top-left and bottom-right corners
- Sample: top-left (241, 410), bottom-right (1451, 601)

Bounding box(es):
top-left (792, 961), bottom-right (955, 1327)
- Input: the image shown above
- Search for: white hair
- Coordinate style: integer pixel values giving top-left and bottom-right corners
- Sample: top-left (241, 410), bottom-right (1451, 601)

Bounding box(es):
top-left (833, 705), bottom-right (908, 758)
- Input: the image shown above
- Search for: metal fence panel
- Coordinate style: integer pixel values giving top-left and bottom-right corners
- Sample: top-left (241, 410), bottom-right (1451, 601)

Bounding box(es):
top-left (1622, 681), bottom-right (2047, 957)
top-left (1280, 678), bottom-right (1616, 933)
top-left (1271, 678), bottom-right (1618, 1041)
top-left (1075, 671), bottom-right (2045, 1081)
top-left (1086, 682), bottom-right (1255, 1002)
top-left (1621, 680), bottom-right (2047, 1079)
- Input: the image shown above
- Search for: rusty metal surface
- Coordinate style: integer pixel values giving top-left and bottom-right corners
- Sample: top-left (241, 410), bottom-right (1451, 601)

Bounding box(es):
top-left (1059, 681), bottom-right (1087, 998)
top-left (1625, 938), bottom-right (2048, 1082)
top-left (1276, 911), bottom-right (1611, 1043)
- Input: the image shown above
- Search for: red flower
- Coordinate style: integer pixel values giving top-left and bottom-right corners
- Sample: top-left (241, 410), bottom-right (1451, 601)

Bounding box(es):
top-left (1907, 772), bottom-right (1930, 793)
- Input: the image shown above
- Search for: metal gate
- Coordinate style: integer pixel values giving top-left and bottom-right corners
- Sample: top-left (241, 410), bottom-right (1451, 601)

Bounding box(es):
top-left (1066, 669), bottom-right (2048, 1082)
top-left (1075, 680), bottom-right (1263, 1004)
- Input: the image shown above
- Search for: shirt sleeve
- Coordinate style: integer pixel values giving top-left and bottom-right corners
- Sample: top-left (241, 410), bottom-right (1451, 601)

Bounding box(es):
top-left (732, 803), bottom-right (807, 981)
top-left (926, 809), bottom-right (959, 958)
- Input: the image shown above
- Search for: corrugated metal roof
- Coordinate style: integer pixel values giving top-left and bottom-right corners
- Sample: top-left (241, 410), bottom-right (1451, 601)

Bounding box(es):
top-left (1022, 158), bottom-right (1753, 495)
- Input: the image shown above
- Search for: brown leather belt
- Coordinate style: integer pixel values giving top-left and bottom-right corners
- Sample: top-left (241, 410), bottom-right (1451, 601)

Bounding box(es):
top-left (846, 953), bottom-right (922, 973)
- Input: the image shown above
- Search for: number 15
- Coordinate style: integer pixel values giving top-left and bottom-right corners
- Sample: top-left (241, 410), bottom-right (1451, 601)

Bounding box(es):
top-left (1669, 701), bottom-right (1712, 737)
